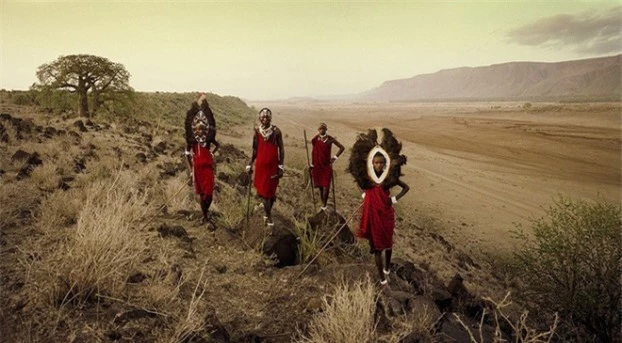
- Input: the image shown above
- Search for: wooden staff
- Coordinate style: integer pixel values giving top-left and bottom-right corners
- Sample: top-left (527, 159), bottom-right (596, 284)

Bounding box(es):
top-left (303, 130), bottom-right (316, 212)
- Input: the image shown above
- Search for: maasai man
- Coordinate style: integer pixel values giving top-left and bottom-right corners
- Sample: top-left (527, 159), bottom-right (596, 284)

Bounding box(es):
top-left (184, 94), bottom-right (220, 225)
top-left (310, 122), bottom-right (344, 211)
top-left (348, 129), bottom-right (410, 286)
top-left (246, 108), bottom-right (284, 227)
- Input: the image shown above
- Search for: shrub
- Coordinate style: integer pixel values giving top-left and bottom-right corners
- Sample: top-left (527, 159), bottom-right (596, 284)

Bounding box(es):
top-left (513, 196), bottom-right (621, 341)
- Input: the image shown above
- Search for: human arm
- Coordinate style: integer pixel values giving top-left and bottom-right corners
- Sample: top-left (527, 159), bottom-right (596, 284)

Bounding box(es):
top-left (276, 127), bottom-right (285, 177)
top-left (391, 180), bottom-right (410, 204)
top-left (211, 139), bottom-right (220, 154)
top-left (330, 136), bottom-right (345, 163)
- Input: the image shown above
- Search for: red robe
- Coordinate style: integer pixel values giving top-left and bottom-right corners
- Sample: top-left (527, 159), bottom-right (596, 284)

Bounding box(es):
top-left (311, 135), bottom-right (333, 188)
top-left (357, 186), bottom-right (395, 251)
top-left (254, 130), bottom-right (280, 198)
top-left (192, 143), bottom-right (215, 200)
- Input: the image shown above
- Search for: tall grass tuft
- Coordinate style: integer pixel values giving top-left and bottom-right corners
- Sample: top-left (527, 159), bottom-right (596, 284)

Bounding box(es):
top-left (51, 171), bottom-right (154, 304)
top-left (296, 277), bottom-right (378, 343)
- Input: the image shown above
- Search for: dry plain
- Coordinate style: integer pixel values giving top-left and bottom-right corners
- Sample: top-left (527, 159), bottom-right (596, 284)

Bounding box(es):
top-left (251, 101), bottom-right (622, 254)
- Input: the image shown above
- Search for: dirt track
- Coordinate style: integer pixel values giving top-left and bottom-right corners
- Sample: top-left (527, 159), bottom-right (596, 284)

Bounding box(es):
top-left (250, 101), bottom-right (621, 253)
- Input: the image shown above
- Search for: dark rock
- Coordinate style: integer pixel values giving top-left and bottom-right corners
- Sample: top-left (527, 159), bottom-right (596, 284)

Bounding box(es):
top-left (136, 152), bottom-right (147, 163)
top-left (215, 265), bottom-right (227, 274)
top-left (105, 330), bottom-right (121, 341)
top-left (399, 332), bottom-right (428, 343)
top-left (308, 210), bottom-right (355, 244)
top-left (43, 126), bottom-right (57, 138)
top-left (217, 172), bottom-right (231, 184)
top-left (73, 120), bottom-right (88, 132)
top-left (85, 119), bottom-right (94, 126)
top-left (153, 141), bottom-right (167, 154)
top-left (158, 224), bottom-right (190, 241)
top-left (0, 113), bottom-right (12, 121)
top-left (11, 149), bottom-right (31, 162)
top-left (127, 272), bottom-right (148, 284)
top-left (141, 133), bottom-right (153, 143)
top-left (447, 274), bottom-right (469, 300)
top-left (203, 307), bottom-right (231, 343)
top-left (263, 228), bottom-right (299, 268)
top-left (431, 288), bottom-right (453, 313)
top-left (74, 158), bottom-right (86, 173)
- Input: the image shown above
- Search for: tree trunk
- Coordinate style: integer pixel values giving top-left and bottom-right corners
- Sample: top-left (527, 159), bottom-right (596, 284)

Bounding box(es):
top-left (78, 90), bottom-right (90, 118)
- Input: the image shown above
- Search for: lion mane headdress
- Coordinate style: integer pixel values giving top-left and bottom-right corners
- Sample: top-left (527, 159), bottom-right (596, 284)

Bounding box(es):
top-left (347, 128), bottom-right (407, 190)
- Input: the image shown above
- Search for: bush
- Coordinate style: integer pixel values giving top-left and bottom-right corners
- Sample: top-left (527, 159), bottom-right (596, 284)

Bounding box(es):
top-left (513, 196), bottom-right (621, 341)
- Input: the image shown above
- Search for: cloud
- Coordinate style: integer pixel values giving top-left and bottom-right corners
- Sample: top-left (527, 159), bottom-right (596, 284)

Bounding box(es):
top-left (506, 7), bottom-right (622, 55)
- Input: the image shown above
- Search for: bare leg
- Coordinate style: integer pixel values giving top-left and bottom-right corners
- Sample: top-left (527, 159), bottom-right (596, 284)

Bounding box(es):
top-left (385, 249), bottom-right (392, 273)
top-left (374, 252), bottom-right (386, 282)
top-left (200, 196), bottom-right (213, 222)
top-left (321, 187), bottom-right (330, 208)
top-left (263, 197), bottom-right (276, 225)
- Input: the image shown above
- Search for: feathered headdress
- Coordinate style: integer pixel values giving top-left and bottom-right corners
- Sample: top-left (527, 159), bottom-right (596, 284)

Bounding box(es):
top-left (347, 128), bottom-right (407, 190)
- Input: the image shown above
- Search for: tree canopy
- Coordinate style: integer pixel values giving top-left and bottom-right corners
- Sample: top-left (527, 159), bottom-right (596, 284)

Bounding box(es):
top-left (36, 54), bottom-right (133, 117)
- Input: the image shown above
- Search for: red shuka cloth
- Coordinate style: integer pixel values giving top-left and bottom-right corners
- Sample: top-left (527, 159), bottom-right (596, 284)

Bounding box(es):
top-left (311, 135), bottom-right (332, 188)
top-left (192, 144), bottom-right (214, 200)
top-left (254, 132), bottom-right (280, 198)
top-left (357, 186), bottom-right (395, 251)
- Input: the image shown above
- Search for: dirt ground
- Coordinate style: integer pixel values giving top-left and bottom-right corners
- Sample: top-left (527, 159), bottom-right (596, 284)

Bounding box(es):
top-left (249, 101), bottom-right (621, 254)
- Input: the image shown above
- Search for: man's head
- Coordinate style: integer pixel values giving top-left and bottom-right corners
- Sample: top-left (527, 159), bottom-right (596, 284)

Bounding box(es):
top-left (259, 108), bottom-right (272, 127)
top-left (372, 152), bottom-right (386, 174)
top-left (318, 122), bottom-right (327, 136)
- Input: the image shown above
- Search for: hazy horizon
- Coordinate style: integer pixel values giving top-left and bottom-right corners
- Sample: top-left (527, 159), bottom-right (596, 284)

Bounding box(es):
top-left (2, 1), bottom-right (621, 100)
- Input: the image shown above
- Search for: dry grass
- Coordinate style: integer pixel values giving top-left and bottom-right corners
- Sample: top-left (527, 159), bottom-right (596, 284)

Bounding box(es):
top-left (35, 188), bottom-right (84, 233)
top-left (0, 182), bottom-right (39, 231)
top-left (29, 162), bottom-right (61, 192)
top-left (37, 170), bottom-right (154, 305)
top-left (212, 181), bottom-right (247, 229)
top-left (296, 277), bottom-right (378, 343)
top-left (167, 266), bottom-right (209, 343)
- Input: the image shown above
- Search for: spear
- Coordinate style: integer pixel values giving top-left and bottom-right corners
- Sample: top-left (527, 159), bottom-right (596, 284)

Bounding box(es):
top-left (303, 130), bottom-right (316, 212)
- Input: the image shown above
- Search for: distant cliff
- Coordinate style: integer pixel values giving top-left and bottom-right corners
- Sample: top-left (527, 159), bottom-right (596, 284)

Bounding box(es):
top-left (359, 55), bottom-right (621, 102)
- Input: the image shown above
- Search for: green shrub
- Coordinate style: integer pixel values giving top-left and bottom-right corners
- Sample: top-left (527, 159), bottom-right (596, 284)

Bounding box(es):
top-left (513, 196), bottom-right (621, 342)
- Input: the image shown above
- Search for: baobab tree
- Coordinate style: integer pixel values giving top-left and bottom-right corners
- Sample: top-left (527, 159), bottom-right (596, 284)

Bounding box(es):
top-left (36, 54), bottom-right (133, 117)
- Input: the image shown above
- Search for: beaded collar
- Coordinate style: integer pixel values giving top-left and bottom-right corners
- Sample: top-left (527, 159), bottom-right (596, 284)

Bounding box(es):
top-left (258, 124), bottom-right (275, 141)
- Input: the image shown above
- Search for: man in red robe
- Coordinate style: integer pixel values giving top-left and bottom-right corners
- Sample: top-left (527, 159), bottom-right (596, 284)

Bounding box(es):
top-left (185, 94), bottom-right (220, 226)
top-left (246, 108), bottom-right (284, 226)
top-left (310, 122), bottom-right (344, 211)
top-left (358, 152), bottom-right (409, 286)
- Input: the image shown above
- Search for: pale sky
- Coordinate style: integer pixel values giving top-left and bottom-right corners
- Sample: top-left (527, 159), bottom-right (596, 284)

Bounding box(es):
top-left (1, 1), bottom-right (621, 100)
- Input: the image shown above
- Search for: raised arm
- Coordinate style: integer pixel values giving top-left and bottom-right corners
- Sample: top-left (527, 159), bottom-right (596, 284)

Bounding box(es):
top-left (211, 139), bottom-right (220, 155)
top-left (331, 136), bottom-right (346, 163)
top-left (393, 179), bottom-right (410, 202)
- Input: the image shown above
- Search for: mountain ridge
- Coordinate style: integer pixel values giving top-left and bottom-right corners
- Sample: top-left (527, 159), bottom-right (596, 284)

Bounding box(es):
top-left (359, 54), bottom-right (622, 102)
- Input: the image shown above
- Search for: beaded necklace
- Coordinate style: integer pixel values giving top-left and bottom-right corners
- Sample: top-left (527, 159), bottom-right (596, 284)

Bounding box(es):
top-left (258, 124), bottom-right (274, 141)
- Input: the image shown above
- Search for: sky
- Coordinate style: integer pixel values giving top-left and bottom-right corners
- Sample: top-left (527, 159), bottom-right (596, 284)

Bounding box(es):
top-left (1, 1), bottom-right (621, 100)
